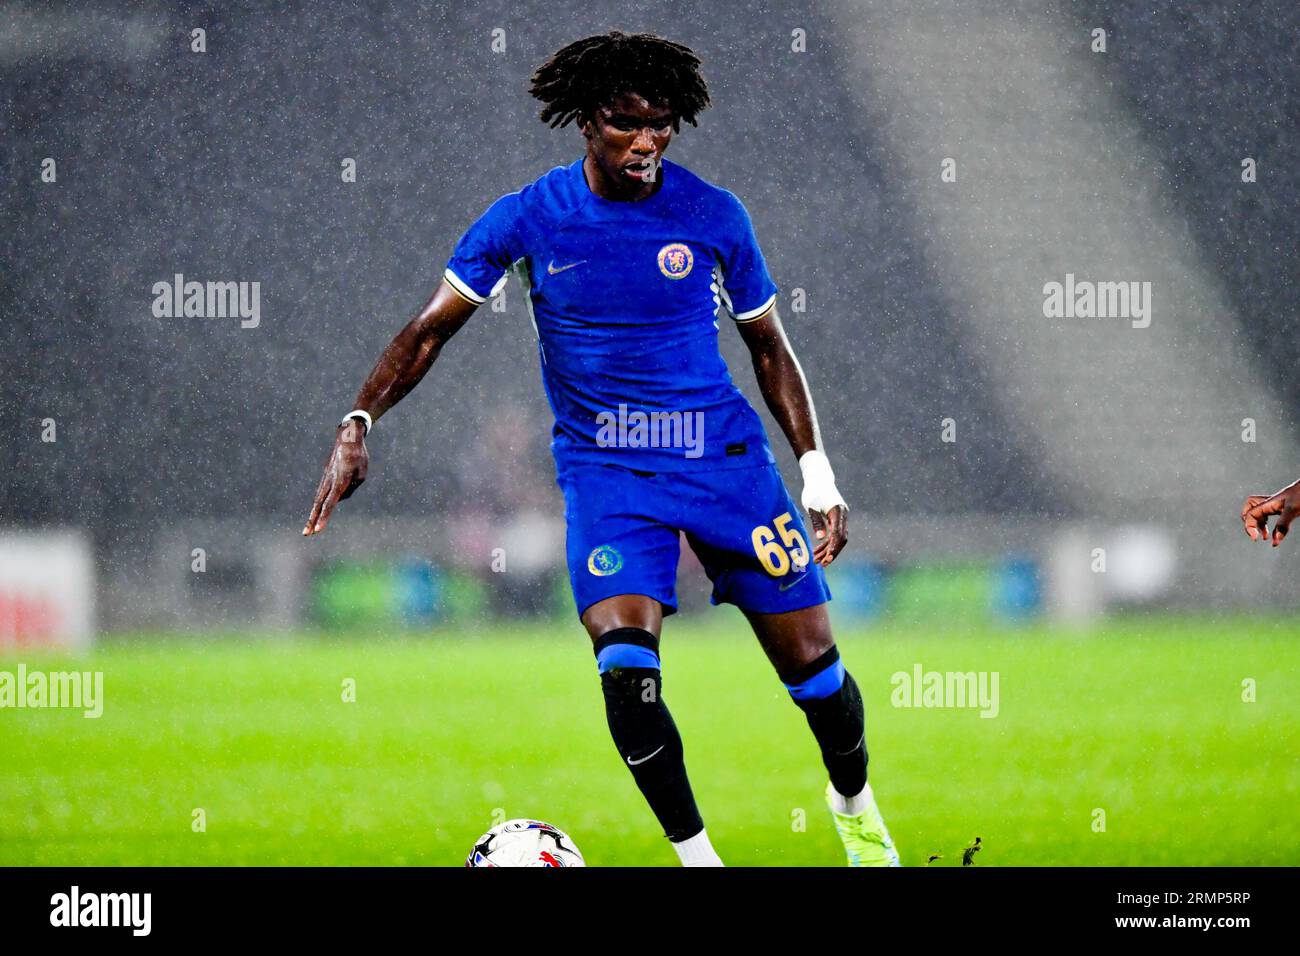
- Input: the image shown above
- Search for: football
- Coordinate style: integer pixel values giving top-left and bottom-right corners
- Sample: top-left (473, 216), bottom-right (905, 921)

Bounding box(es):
top-left (465, 819), bottom-right (586, 867)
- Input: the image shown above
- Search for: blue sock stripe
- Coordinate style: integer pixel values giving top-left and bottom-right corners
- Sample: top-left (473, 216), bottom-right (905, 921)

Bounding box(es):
top-left (784, 658), bottom-right (846, 700)
top-left (596, 643), bottom-right (661, 674)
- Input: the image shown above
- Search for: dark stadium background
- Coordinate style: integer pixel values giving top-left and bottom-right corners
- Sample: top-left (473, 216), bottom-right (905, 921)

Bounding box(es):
top-left (3, 0), bottom-right (1298, 627)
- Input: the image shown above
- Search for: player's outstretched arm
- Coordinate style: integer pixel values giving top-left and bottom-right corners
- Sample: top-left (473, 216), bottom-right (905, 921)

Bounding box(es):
top-left (1241, 478), bottom-right (1300, 547)
top-left (302, 280), bottom-right (479, 536)
top-left (735, 306), bottom-right (848, 567)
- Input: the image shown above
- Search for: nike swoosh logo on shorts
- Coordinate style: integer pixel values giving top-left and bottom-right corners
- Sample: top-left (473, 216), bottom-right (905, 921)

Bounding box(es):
top-left (547, 259), bottom-right (586, 275)
top-left (779, 570), bottom-right (809, 591)
top-left (627, 745), bottom-right (665, 766)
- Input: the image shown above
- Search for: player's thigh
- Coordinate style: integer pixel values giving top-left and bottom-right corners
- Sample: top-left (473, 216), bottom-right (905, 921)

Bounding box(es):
top-left (742, 603), bottom-right (835, 677)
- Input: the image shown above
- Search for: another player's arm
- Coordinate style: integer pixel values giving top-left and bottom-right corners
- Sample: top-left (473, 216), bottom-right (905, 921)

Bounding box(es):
top-left (302, 280), bottom-right (479, 536)
top-left (736, 306), bottom-right (848, 567)
top-left (1241, 477), bottom-right (1300, 547)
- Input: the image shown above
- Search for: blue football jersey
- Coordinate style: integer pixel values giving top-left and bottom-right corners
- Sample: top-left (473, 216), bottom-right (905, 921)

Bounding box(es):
top-left (445, 156), bottom-right (779, 474)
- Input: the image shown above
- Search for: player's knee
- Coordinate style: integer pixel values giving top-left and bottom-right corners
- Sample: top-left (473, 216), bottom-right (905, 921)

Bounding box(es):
top-left (781, 645), bottom-right (846, 702)
top-left (595, 627), bottom-right (665, 733)
top-left (595, 627), bottom-right (680, 763)
top-left (785, 648), bottom-right (866, 770)
top-left (593, 626), bottom-right (661, 674)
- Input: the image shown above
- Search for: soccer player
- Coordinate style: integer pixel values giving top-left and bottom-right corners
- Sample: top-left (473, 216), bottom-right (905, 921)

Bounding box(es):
top-left (302, 31), bottom-right (899, 867)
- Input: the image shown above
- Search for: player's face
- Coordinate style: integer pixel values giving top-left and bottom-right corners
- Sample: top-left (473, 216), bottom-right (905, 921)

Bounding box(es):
top-left (582, 93), bottom-right (674, 188)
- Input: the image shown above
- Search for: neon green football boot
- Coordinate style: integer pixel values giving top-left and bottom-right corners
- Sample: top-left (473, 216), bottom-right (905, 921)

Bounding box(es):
top-left (825, 782), bottom-right (901, 867)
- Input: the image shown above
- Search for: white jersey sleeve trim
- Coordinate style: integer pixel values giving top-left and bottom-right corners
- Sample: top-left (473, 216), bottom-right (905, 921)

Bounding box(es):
top-left (732, 293), bottom-right (777, 323)
top-left (443, 268), bottom-right (488, 304)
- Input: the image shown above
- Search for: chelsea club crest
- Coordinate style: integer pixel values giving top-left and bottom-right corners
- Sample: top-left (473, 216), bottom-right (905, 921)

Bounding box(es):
top-left (657, 243), bottom-right (693, 279)
top-left (587, 545), bottom-right (624, 576)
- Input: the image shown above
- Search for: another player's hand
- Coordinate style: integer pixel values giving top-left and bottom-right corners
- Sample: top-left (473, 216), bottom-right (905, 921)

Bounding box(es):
top-left (303, 420), bottom-right (369, 536)
top-left (1241, 478), bottom-right (1300, 547)
top-left (806, 503), bottom-right (848, 567)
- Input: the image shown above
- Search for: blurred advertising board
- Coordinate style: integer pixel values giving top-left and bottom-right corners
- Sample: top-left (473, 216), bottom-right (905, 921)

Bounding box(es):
top-left (0, 530), bottom-right (95, 651)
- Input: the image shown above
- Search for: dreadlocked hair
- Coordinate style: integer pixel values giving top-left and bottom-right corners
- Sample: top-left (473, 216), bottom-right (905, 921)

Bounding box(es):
top-left (529, 31), bottom-right (711, 130)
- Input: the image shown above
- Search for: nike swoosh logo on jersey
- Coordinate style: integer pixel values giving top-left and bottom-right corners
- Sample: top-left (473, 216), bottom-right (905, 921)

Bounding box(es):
top-left (547, 259), bottom-right (587, 275)
top-left (626, 745), bottom-right (665, 766)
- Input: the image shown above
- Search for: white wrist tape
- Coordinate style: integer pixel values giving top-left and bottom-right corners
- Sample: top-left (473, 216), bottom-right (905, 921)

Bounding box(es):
top-left (798, 449), bottom-right (847, 515)
top-left (341, 409), bottom-right (372, 434)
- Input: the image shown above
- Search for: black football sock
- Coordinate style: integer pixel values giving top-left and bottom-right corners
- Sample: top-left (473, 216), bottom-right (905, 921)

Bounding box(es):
top-left (595, 627), bottom-right (704, 842)
top-left (783, 646), bottom-right (868, 798)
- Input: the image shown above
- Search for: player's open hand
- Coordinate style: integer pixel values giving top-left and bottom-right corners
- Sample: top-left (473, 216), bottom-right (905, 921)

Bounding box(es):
top-left (303, 420), bottom-right (369, 536)
top-left (1241, 478), bottom-right (1300, 547)
top-left (806, 504), bottom-right (848, 567)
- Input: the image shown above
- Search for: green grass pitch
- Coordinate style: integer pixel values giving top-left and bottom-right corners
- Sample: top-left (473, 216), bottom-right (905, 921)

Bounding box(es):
top-left (2, 613), bottom-right (1296, 866)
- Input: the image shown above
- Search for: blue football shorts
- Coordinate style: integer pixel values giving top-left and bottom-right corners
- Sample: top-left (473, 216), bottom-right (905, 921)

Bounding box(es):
top-left (557, 461), bottom-right (832, 619)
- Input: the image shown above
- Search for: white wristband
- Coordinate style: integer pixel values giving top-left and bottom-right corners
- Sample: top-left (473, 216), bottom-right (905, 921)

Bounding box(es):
top-left (340, 409), bottom-right (372, 434)
top-left (798, 449), bottom-right (847, 515)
